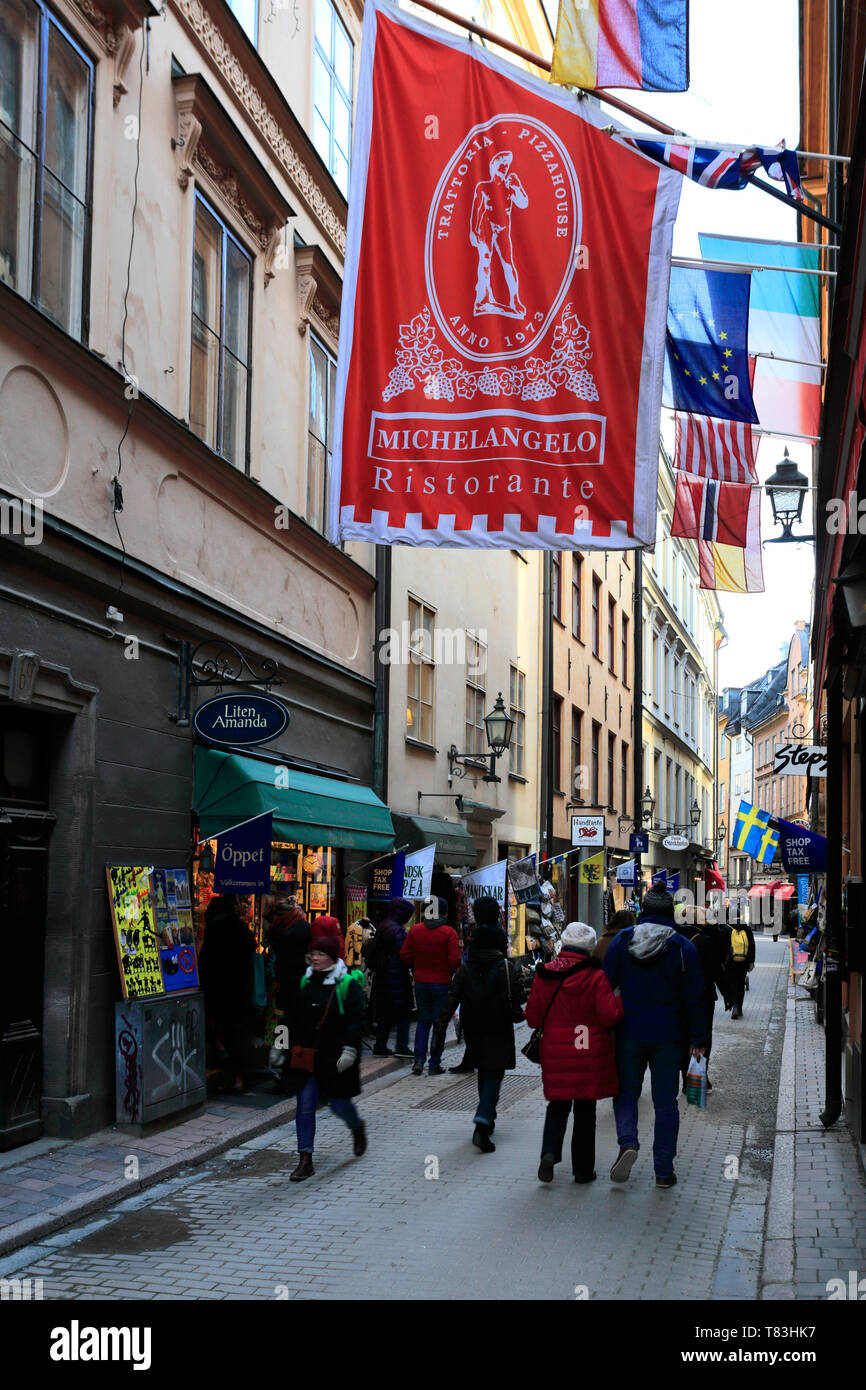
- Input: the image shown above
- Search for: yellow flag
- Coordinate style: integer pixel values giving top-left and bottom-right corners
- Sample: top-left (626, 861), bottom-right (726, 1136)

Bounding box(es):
top-left (579, 850), bottom-right (604, 884)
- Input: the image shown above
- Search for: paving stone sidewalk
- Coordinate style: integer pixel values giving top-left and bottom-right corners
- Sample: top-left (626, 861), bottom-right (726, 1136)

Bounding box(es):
top-left (0, 1028), bottom-right (458, 1258)
top-left (761, 973), bottom-right (866, 1300)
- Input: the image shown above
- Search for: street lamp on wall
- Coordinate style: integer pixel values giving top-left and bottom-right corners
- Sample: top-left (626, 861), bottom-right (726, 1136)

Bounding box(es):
top-left (448, 692), bottom-right (514, 785)
top-left (640, 786), bottom-right (655, 826)
top-left (764, 449), bottom-right (815, 544)
top-left (689, 798), bottom-right (701, 828)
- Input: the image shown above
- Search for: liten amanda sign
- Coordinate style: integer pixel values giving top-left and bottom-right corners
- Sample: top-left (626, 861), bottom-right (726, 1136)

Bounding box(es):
top-left (192, 693), bottom-right (290, 749)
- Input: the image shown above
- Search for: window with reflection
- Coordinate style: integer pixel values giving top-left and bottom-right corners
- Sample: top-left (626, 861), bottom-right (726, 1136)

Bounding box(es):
top-left (307, 332), bottom-right (337, 531)
top-left (313, 0), bottom-right (352, 197)
top-left (190, 194), bottom-right (252, 470)
top-left (0, 0), bottom-right (92, 338)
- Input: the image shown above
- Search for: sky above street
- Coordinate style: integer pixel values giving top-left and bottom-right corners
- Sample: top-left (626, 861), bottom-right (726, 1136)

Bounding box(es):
top-left (540, 0), bottom-right (816, 689)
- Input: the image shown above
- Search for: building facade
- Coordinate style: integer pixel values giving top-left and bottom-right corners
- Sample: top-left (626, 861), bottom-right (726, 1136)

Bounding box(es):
top-left (0, 0), bottom-right (388, 1148)
top-left (641, 446), bottom-right (723, 895)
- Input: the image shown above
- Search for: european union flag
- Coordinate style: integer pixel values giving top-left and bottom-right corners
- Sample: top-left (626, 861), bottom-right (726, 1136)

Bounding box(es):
top-left (665, 266), bottom-right (759, 424)
top-left (732, 799), bottom-right (779, 864)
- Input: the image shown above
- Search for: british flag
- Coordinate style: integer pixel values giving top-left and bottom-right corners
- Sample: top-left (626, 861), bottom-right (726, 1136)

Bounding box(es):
top-left (674, 412), bottom-right (757, 483)
top-left (623, 138), bottom-right (804, 200)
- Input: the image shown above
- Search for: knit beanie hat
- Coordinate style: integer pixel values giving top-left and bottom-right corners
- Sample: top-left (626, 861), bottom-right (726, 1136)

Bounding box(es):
top-left (472, 896), bottom-right (501, 927)
top-left (312, 914), bottom-right (342, 936)
top-left (472, 923), bottom-right (507, 953)
top-left (312, 935), bottom-right (342, 963)
top-left (641, 886), bottom-right (676, 921)
top-left (560, 921), bottom-right (597, 952)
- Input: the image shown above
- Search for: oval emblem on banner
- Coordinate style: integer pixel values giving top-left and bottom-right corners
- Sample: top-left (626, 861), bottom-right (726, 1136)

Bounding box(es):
top-left (425, 114), bottom-right (580, 363)
top-left (192, 693), bottom-right (289, 749)
top-left (662, 834), bottom-right (690, 852)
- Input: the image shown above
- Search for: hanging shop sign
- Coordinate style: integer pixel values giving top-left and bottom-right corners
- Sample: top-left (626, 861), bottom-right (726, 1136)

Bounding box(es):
top-left (212, 812), bottom-right (274, 895)
top-left (461, 860), bottom-right (508, 916)
top-left (653, 869), bottom-right (680, 892)
top-left (629, 832), bottom-right (649, 853)
top-left (772, 744), bottom-right (828, 778)
top-left (616, 859), bottom-right (636, 885)
top-left (662, 834), bottom-right (690, 852)
top-left (508, 853), bottom-right (540, 905)
top-left (774, 817), bottom-right (827, 873)
top-left (571, 814), bottom-right (605, 847)
top-left (192, 693), bottom-right (290, 749)
top-left (403, 844), bottom-right (436, 900)
top-left (370, 851), bottom-right (407, 910)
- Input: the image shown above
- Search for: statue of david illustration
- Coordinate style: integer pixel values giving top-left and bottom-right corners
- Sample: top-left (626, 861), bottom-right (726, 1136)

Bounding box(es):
top-left (469, 151), bottom-right (529, 319)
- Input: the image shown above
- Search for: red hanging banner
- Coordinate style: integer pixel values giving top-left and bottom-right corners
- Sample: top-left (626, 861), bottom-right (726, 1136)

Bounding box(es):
top-left (328, 0), bottom-right (680, 550)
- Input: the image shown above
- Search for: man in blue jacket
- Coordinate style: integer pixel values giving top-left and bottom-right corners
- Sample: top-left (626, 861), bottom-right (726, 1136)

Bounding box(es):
top-left (603, 886), bottom-right (707, 1189)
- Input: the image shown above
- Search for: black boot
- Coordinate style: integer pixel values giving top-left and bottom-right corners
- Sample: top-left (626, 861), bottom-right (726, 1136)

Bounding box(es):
top-left (290, 1152), bottom-right (315, 1182)
top-left (352, 1122), bottom-right (367, 1157)
top-left (472, 1124), bottom-right (495, 1153)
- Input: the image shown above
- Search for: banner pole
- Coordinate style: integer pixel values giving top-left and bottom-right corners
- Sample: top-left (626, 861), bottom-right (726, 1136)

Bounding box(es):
top-left (407, 0), bottom-right (843, 235)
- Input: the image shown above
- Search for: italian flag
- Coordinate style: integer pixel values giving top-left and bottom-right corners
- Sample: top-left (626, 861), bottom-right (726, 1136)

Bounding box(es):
top-left (699, 234), bottom-right (822, 439)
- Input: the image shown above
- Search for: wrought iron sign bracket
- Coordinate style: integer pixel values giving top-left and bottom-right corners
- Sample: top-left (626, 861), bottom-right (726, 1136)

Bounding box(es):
top-left (174, 638), bottom-right (283, 726)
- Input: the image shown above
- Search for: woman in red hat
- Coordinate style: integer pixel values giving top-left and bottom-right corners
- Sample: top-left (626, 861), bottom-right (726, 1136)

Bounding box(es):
top-left (284, 932), bottom-right (366, 1182)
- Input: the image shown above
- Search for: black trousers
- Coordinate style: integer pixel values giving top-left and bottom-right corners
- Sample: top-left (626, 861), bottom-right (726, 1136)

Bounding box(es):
top-left (727, 961), bottom-right (748, 1009)
top-left (541, 1099), bottom-right (597, 1178)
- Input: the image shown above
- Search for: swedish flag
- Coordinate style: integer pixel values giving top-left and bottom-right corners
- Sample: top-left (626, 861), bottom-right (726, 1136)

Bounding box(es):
top-left (732, 799), bottom-right (779, 864)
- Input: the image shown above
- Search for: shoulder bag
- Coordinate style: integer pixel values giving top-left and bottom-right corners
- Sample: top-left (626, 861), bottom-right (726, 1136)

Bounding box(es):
top-left (521, 973), bottom-right (568, 1064)
top-left (290, 984), bottom-right (337, 1073)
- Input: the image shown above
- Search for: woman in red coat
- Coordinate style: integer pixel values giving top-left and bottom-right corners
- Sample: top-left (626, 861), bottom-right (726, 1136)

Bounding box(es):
top-left (524, 921), bottom-right (623, 1184)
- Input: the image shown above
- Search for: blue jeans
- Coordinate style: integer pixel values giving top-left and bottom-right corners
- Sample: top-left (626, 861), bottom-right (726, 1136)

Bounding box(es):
top-left (613, 1038), bottom-right (681, 1178)
top-left (295, 1076), bottom-right (361, 1154)
top-left (414, 982), bottom-right (450, 1066)
top-left (473, 1069), bottom-right (504, 1128)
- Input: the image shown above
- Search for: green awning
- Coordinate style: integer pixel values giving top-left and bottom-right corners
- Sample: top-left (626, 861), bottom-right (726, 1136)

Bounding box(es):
top-left (194, 749), bottom-right (395, 852)
top-left (391, 813), bottom-right (478, 868)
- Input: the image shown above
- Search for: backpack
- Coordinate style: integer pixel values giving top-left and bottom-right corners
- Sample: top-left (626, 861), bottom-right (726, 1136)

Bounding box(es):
top-left (731, 928), bottom-right (749, 962)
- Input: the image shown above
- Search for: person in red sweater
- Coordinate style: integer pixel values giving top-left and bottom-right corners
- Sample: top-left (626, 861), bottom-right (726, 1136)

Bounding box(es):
top-left (524, 921), bottom-right (623, 1184)
top-left (309, 914), bottom-right (346, 960)
top-left (400, 896), bottom-right (461, 1075)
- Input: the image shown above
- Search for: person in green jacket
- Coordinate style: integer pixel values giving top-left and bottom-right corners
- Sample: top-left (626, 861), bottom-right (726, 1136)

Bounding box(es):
top-left (284, 933), bottom-right (367, 1183)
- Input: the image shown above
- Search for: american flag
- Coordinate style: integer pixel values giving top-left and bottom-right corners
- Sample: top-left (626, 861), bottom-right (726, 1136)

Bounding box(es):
top-left (675, 413), bottom-right (757, 483)
top-left (623, 138), bottom-right (804, 200)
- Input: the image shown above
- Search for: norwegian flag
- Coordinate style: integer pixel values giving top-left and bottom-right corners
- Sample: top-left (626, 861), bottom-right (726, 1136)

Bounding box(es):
top-left (672, 474), bottom-right (752, 547)
top-left (674, 413), bottom-right (757, 483)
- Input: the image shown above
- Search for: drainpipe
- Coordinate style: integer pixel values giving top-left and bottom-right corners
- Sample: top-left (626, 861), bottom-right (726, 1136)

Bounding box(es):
top-left (632, 549), bottom-right (644, 904)
top-left (821, 634), bottom-right (843, 1128)
top-left (540, 552), bottom-right (553, 860)
top-left (372, 544), bottom-right (391, 804)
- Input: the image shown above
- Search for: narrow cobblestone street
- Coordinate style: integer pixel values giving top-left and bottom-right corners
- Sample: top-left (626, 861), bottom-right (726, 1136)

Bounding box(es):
top-left (3, 938), bottom-right (863, 1303)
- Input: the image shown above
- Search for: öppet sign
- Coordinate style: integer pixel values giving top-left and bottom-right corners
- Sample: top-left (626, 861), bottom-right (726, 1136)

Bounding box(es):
top-left (212, 811), bottom-right (273, 895)
top-left (328, 0), bottom-right (680, 551)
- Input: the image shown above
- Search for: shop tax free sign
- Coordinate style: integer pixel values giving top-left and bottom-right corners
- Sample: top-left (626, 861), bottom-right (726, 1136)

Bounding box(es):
top-left (328, 0), bottom-right (679, 552)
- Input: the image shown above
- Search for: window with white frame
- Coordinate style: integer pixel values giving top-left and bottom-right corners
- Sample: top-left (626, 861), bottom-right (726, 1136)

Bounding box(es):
top-left (509, 665), bottom-right (525, 776)
top-left (465, 632), bottom-right (487, 756)
top-left (0, 0), bottom-right (93, 339)
top-left (313, 0), bottom-right (352, 198)
top-left (307, 332), bottom-right (337, 531)
top-left (406, 597), bottom-right (435, 744)
top-left (190, 193), bottom-right (252, 469)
